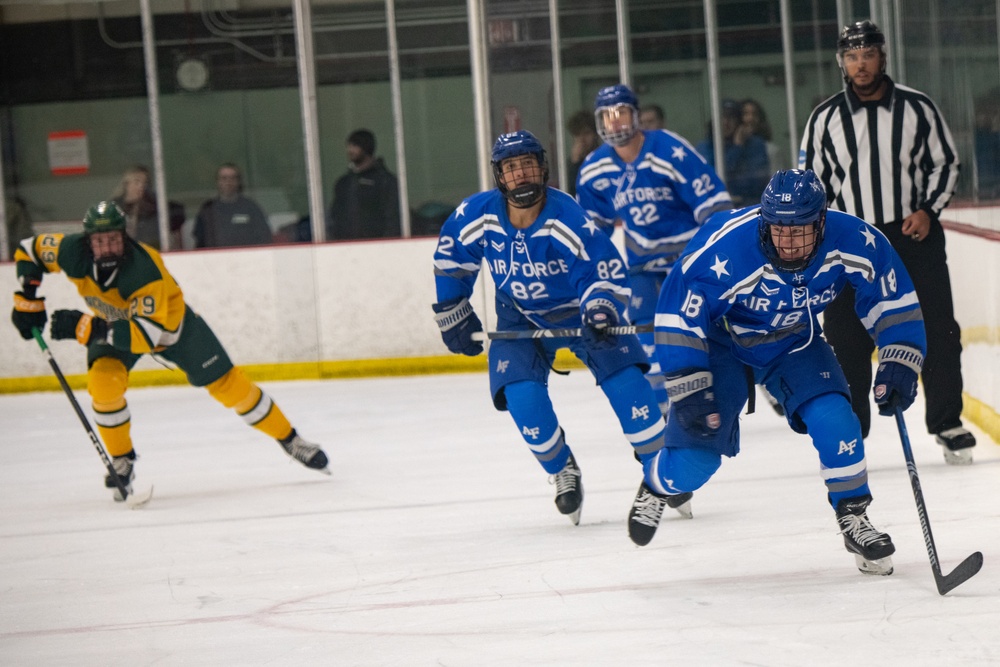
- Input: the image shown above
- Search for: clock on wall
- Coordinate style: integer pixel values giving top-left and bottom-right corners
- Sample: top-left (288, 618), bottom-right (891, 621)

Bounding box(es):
top-left (176, 58), bottom-right (209, 92)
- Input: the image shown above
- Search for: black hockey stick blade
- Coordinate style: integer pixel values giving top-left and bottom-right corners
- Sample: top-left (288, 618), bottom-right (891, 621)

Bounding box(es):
top-left (934, 551), bottom-right (984, 596)
top-left (472, 323), bottom-right (653, 341)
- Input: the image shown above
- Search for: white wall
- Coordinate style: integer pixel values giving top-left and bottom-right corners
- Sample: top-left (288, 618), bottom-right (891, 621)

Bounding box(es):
top-left (941, 206), bottom-right (1000, 413)
top-left (1, 237), bottom-right (450, 379)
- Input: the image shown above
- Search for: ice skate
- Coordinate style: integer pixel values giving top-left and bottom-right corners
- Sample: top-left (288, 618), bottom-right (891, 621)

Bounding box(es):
top-left (280, 431), bottom-right (330, 474)
top-left (836, 496), bottom-right (895, 575)
top-left (104, 450), bottom-right (135, 502)
top-left (628, 481), bottom-right (693, 546)
top-left (549, 454), bottom-right (583, 525)
top-left (935, 427), bottom-right (975, 465)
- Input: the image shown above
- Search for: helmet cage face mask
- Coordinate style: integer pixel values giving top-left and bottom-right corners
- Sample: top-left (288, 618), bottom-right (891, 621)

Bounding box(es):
top-left (595, 104), bottom-right (639, 146)
top-left (759, 217), bottom-right (825, 273)
top-left (593, 84), bottom-right (640, 146)
top-left (758, 169), bottom-right (828, 273)
top-left (491, 131), bottom-right (549, 209)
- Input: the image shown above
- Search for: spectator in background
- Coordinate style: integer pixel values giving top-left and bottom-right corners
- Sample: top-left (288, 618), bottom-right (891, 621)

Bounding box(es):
top-left (974, 88), bottom-right (1000, 199)
top-left (565, 110), bottom-right (601, 197)
top-left (696, 99), bottom-right (771, 206)
top-left (327, 129), bottom-right (400, 240)
top-left (111, 165), bottom-right (185, 251)
top-left (740, 98), bottom-right (780, 168)
top-left (639, 104), bottom-right (665, 130)
top-left (5, 196), bottom-right (33, 259)
top-left (193, 163), bottom-right (273, 249)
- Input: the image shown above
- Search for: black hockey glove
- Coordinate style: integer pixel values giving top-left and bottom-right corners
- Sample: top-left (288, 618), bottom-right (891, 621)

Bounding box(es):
top-left (51, 309), bottom-right (109, 346)
top-left (432, 297), bottom-right (484, 356)
top-left (873, 344), bottom-right (922, 415)
top-left (665, 368), bottom-right (721, 439)
top-left (581, 298), bottom-right (619, 350)
top-left (11, 290), bottom-right (47, 340)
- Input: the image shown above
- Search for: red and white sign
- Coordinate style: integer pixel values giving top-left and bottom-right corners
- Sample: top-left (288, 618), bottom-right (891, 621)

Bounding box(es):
top-left (47, 130), bottom-right (90, 176)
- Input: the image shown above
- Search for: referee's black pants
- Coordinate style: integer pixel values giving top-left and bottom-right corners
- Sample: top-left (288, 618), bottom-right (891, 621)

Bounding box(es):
top-left (822, 216), bottom-right (965, 438)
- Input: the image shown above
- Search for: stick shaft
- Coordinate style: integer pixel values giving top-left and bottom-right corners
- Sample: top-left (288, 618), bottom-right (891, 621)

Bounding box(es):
top-left (32, 328), bottom-right (132, 500)
top-left (894, 408), bottom-right (943, 573)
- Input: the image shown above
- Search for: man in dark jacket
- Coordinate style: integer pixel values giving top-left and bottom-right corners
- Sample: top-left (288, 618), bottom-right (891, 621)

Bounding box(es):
top-left (327, 129), bottom-right (401, 240)
top-left (194, 163), bottom-right (273, 249)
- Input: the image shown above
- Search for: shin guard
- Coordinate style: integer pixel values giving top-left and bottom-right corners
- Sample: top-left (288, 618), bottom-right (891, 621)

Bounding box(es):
top-left (798, 393), bottom-right (870, 507)
top-left (504, 380), bottom-right (568, 474)
top-left (601, 365), bottom-right (665, 462)
top-left (206, 367), bottom-right (293, 440)
top-left (88, 357), bottom-right (132, 457)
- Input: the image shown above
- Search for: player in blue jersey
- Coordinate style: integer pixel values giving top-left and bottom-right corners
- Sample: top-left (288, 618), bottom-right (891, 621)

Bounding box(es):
top-left (576, 84), bottom-right (733, 415)
top-left (432, 130), bottom-right (675, 526)
top-left (630, 169), bottom-right (926, 577)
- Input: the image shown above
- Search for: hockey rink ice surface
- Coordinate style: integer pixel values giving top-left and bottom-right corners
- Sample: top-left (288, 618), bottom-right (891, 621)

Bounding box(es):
top-left (1, 370), bottom-right (998, 665)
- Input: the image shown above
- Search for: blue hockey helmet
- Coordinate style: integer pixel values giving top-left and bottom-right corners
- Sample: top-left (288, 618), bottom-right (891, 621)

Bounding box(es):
top-left (491, 130), bottom-right (549, 209)
top-left (594, 84), bottom-right (640, 146)
top-left (758, 169), bottom-right (827, 272)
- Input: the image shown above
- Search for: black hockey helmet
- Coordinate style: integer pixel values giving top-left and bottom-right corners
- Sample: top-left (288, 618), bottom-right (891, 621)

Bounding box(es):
top-left (836, 20), bottom-right (887, 84)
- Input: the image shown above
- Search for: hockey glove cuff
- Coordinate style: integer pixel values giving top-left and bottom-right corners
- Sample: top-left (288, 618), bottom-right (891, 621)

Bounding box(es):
top-left (432, 297), bottom-right (484, 356)
top-left (51, 310), bottom-right (110, 346)
top-left (874, 344), bottom-right (922, 415)
top-left (582, 298), bottom-right (620, 350)
top-left (665, 368), bottom-right (721, 439)
top-left (12, 291), bottom-right (47, 340)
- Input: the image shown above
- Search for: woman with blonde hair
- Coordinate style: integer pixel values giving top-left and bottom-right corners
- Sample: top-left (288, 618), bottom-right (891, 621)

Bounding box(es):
top-left (111, 165), bottom-right (185, 249)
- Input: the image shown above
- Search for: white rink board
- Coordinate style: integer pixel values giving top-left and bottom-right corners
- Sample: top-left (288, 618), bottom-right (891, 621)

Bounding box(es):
top-left (1, 207), bottom-right (998, 420)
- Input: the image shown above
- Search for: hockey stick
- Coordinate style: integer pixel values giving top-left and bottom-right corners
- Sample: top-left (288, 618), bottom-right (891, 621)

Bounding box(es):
top-left (472, 323), bottom-right (654, 341)
top-left (894, 407), bottom-right (981, 595)
top-left (31, 328), bottom-right (153, 509)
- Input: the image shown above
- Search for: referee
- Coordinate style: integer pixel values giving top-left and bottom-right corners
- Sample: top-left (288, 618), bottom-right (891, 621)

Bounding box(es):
top-left (800, 20), bottom-right (975, 464)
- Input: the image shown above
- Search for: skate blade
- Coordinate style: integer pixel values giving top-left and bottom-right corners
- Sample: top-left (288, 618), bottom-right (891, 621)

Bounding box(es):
top-left (567, 506), bottom-right (582, 526)
top-left (854, 553), bottom-right (893, 576)
top-left (671, 499), bottom-right (693, 520)
top-left (942, 448), bottom-right (973, 465)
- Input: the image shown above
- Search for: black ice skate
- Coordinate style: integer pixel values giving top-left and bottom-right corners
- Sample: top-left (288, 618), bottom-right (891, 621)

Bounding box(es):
top-left (550, 454), bottom-right (583, 525)
top-left (935, 426), bottom-right (976, 465)
top-left (104, 450), bottom-right (136, 502)
top-left (628, 481), bottom-right (693, 546)
top-left (280, 431), bottom-right (330, 474)
top-left (836, 496), bottom-right (895, 576)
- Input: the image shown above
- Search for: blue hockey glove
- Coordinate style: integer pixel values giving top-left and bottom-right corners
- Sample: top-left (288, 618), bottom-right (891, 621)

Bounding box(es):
top-left (51, 309), bottom-right (109, 346)
top-left (11, 290), bottom-right (46, 340)
top-left (665, 368), bottom-right (721, 439)
top-left (582, 298), bottom-right (619, 350)
top-left (873, 344), bottom-right (922, 415)
top-left (432, 297), bottom-right (484, 356)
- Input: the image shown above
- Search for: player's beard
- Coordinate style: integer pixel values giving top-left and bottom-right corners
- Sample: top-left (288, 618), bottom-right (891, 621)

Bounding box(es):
top-left (849, 71), bottom-right (884, 97)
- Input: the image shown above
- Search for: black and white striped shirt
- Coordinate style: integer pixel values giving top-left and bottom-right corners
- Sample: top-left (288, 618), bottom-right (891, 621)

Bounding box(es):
top-left (799, 77), bottom-right (960, 225)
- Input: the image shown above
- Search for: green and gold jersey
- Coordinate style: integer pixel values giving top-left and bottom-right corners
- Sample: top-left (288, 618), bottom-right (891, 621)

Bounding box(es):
top-left (15, 232), bottom-right (187, 355)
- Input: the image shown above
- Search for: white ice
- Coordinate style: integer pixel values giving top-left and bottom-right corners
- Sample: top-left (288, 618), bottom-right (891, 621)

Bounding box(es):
top-left (1, 370), bottom-right (998, 665)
